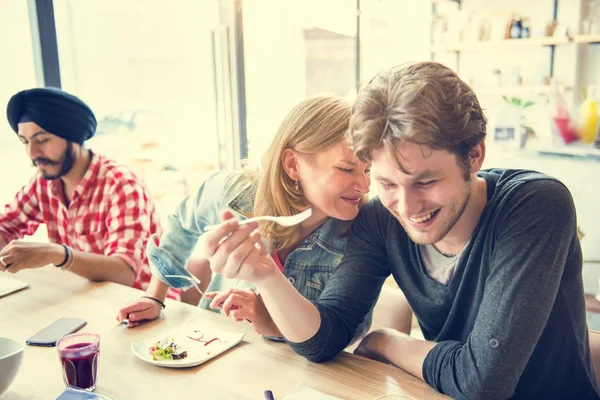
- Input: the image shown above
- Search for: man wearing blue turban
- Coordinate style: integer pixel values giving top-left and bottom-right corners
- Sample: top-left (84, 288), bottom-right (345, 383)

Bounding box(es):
top-left (6, 87), bottom-right (96, 180)
top-left (0, 87), bottom-right (179, 301)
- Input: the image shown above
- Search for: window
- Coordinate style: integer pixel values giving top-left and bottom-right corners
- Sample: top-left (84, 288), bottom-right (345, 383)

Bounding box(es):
top-left (242, 0), bottom-right (357, 161)
top-left (53, 0), bottom-right (221, 183)
top-left (0, 2), bottom-right (39, 204)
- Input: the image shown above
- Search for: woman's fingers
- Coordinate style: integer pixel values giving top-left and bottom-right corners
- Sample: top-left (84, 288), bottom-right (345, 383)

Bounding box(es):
top-left (204, 209), bottom-right (245, 254)
top-left (250, 229), bottom-right (268, 256)
top-left (219, 209), bottom-right (236, 221)
top-left (202, 209), bottom-right (266, 281)
top-left (221, 293), bottom-right (247, 316)
top-left (232, 236), bottom-right (263, 276)
top-left (203, 216), bottom-right (240, 257)
top-left (209, 289), bottom-right (233, 309)
top-left (230, 309), bottom-right (250, 322)
top-left (220, 233), bottom-right (263, 278)
top-left (207, 223), bottom-right (258, 275)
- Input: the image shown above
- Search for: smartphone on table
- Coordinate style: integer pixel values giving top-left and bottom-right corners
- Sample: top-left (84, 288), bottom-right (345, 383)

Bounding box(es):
top-left (26, 318), bottom-right (87, 347)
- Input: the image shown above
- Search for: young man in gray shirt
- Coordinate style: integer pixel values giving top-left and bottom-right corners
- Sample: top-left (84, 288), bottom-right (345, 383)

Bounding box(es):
top-left (202, 62), bottom-right (598, 399)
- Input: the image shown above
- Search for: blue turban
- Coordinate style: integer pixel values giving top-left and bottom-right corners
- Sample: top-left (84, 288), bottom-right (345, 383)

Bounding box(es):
top-left (6, 87), bottom-right (97, 145)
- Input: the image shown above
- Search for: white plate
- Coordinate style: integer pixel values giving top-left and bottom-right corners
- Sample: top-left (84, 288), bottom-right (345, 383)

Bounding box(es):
top-left (131, 325), bottom-right (245, 368)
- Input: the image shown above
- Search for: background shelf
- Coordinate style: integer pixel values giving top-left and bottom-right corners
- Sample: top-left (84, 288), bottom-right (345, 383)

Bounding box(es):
top-left (532, 146), bottom-right (600, 160)
top-left (572, 34), bottom-right (600, 44)
top-left (432, 37), bottom-right (572, 52)
top-left (433, 35), bottom-right (600, 52)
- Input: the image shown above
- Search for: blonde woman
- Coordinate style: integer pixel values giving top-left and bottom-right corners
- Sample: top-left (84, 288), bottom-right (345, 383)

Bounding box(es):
top-left (116, 96), bottom-right (371, 338)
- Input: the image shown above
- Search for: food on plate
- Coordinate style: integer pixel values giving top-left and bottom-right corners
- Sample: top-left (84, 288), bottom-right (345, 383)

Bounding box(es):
top-left (148, 337), bottom-right (188, 361)
top-left (187, 333), bottom-right (222, 346)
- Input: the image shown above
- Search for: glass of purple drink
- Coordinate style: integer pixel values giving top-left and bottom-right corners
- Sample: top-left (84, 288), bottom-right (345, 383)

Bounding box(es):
top-left (56, 333), bottom-right (100, 391)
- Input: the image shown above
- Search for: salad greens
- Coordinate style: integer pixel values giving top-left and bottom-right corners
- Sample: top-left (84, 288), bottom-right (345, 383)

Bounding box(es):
top-left (148, 337), bottom-right (188, 361)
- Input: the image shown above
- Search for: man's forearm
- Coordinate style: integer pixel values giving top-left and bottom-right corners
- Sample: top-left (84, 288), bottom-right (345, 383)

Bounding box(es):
top-left (67, 250), bottom-right (136, 286)
top-left (0, 234), bottom-right (8, 252)
top-left (362, 328), bottom-right (436, 380)
top-left (257, 272), bottom-right (321, 343)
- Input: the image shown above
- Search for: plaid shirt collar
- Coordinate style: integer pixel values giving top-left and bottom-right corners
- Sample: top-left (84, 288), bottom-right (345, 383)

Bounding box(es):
top-left (47, 150), bottom-right (101, 205)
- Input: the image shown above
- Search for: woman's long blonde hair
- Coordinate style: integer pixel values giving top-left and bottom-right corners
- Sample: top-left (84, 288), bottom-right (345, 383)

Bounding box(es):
top-left (253, 95), bottom-right (352, 251)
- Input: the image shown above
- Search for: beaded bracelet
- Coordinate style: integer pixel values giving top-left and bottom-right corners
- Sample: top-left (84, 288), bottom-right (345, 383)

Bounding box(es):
top-left (62, 248), bottom-right (75, 271)
top-left (141, 295), bottom-right (166, 309)
top-left (54, 244), bottom-right (70, 268)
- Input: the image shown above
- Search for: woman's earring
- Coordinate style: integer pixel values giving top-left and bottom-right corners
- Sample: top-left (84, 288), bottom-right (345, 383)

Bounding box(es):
top-left (295, 179), bottom-right (300, 192)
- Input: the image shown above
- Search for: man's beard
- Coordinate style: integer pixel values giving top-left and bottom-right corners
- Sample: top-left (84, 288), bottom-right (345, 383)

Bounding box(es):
top-left (397, 177), bottom-right (472, 246)
top-left (32, 142), bottom-right (76, 180)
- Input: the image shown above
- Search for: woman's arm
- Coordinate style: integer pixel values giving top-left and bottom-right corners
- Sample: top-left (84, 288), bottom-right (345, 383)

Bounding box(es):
top-left (257, 271), bottom-right (322, 341)
top-left (202, 210), bottom-right (323, 341)
top-left (203, 202), bottom-right (390, 360)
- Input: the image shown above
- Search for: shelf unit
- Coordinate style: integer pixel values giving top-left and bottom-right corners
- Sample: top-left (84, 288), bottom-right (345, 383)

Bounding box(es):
top-left (432, 35), bottom-right (600, 52)
top-left (493, 145), bottom-right (600, 160)
top-left (430, 0), bottom-right (565, 77)
top-left (430, 0), bottom-right (599, 160)
top-left (572, 34), bottom-right (600, 44)
top-left (533, 146), bottom-right (600, 160)
top-left (475, 85), bottom-right (553, 96)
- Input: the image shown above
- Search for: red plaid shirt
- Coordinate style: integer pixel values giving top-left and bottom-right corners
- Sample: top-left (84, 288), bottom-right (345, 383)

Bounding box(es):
top-left (0, 152), bottom-right (180, 299)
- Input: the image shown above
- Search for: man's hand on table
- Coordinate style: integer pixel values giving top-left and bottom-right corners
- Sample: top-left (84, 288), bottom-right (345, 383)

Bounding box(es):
top-left (354, 327), bottom-right (436, 381)
top-left (354, 327), bottom-right (396, 363)
top-left (0, 240), bottom-right (65, 273)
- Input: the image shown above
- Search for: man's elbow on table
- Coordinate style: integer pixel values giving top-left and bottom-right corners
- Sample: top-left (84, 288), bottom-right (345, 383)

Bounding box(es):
top-left (432, 366), bottom-right (518, 400)
top-left (288, 337), bottom-right (348, 363)
top-left (425, 344), bottom-right (518, 400)
top-left (455, 376), bottom-right (516, 400)
top-left (297, 349), bottom-right (338, 364)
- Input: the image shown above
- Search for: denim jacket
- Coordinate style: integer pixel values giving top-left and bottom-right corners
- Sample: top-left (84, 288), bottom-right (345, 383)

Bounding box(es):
top-left (147, 171), bottom-right (372, 341)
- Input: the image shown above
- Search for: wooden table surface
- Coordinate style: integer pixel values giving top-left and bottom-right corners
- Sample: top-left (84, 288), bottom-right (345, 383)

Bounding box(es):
top-left (0, 269), bottom-right (449, 400)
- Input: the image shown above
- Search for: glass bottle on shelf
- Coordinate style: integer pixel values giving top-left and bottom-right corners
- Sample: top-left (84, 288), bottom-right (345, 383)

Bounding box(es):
top-left (520, 19), bottom-right (530, 38)
top-left (510, 16), bottom-right (522, 39)
top-left (582, 0), bottom-right (599, 34)
top-left (579, 85), bottom-right (599, 144)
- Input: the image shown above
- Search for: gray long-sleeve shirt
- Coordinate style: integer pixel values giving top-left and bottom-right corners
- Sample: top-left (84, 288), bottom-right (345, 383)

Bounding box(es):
top-left (289, 169), bottom-right (599, 400)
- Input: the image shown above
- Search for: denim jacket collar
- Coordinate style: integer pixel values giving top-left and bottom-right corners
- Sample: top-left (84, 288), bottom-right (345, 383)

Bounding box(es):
top-left (227, 180), bottom-right (348, 254)
top-left (227, 180), bottom-right (256, 217)
top-left (294, 217), bottom-right (349, 254)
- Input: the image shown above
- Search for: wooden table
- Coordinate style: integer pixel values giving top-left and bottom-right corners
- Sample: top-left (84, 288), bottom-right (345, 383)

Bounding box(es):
top-left (0, 269), bottom-right (449, 400)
